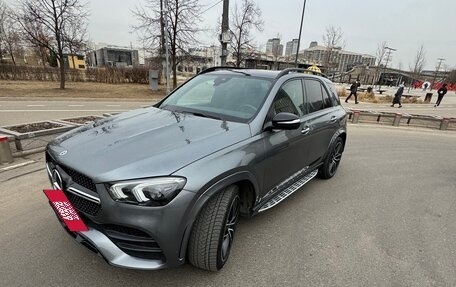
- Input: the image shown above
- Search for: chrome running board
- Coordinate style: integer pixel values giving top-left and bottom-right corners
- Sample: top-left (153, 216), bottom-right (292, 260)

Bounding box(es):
top-left (258, 170), bottom-right (318, 213)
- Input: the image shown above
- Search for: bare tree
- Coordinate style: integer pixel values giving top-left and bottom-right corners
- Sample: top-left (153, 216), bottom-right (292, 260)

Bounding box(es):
top-left (15, 0), bottom-right (89, 89)
top-left (409, 45), bottom-right (426, 90)
top-left (229, 0), bottom-right (263, 67)
top-left (0, 2), bottom-right (25, 65)
top-left (62, 14), bottom-right (88, 69)
top-left (0, 0), bottom-right (5, 62)
top-left (372, 41), bottom-right (387, 84)
top-left (271, 33), bottom-right (283, 69)
top-left (0, 0), bottom-right (9, 63)
top-left (322, 25), bottom-right (344, 70)
top-left (133, 0), bottom-right (202, 89)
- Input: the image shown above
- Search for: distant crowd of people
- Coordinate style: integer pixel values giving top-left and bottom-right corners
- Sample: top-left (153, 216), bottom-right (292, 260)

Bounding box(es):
top-left (343, 80), bottom-right (449, 108)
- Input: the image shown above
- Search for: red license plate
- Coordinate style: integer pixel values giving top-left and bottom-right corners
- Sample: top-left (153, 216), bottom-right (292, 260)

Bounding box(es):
top-left (43, 189), bottom-right (88, 232)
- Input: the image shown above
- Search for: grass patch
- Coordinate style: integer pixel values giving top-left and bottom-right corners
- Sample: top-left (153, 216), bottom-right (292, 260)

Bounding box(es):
top-left (358, 91), bottom-right (423, 104)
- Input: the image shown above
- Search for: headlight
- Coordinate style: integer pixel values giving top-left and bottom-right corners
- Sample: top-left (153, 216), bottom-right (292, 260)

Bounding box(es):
top-left (109, 177), bottom-right (186, 206)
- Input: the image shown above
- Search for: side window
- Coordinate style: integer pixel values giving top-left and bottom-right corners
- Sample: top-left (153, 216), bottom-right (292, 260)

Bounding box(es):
top-left (304, 79), bottom-right (324, 113)
top-left (327, 83), bottom-right (341, 106)
top-left (272, 79), bottom-right (304, 117)
top-left (321, 85), bottom-right (332, 108)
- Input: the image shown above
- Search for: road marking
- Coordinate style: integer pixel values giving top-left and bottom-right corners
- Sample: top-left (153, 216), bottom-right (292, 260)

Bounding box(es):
top-left (68, 104), bottom-right (84, 107)
top-left (26, 104), bottom-right (45, 107)
top-left (0, 161), bottom-right (36, 172)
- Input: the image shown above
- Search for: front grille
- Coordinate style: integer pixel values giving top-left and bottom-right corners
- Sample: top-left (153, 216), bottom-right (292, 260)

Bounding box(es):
top-left (66, 192), bottom-right (101, 216)
top-left (60, 165), bottom-right (97, 192)
top-left (46, 152), bottom-right (97, 193)
top-left (46, 152), bottom-right (101, 217)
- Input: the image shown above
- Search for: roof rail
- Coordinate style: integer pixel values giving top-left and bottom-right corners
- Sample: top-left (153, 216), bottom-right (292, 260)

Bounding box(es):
top-left (276, 68), bottom-right (328, 79)
top-left (198, 66), bottom-right (245, 74)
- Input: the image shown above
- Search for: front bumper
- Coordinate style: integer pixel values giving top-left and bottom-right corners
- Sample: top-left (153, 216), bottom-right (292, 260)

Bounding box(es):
top-left (46, 156), bottom-right (199, 270)
top-left (68, 226), bottom-right (168, 270)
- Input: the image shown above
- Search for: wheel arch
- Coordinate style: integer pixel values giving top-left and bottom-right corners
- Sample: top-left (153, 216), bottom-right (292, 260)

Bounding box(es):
top-left (178, 171), bottom-right (259, 259)
top-left (329, 128), bottom-right (347, 152)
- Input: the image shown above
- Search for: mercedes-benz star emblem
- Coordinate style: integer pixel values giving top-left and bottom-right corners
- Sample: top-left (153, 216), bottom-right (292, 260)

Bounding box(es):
top-left (59, 150), bottom-right (68, 156)
top-left (51, 169), bottom-right (63, 190)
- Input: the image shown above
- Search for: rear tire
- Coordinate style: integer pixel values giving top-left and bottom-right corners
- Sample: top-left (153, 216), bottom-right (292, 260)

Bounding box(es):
top-left (318, 137), bottom-right (344, 179)
top-left (187, 185), bottom-right (240, 271)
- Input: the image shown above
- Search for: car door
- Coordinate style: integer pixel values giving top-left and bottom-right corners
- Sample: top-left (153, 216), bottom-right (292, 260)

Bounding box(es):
top-left (302, 78), bottom-right (341, 166)
top-left (261, 78), bottom-right (314, 197)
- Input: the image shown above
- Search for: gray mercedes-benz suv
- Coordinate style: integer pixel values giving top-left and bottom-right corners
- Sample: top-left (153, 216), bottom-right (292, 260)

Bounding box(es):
top-left (45, 67), bottom-right (347, 271)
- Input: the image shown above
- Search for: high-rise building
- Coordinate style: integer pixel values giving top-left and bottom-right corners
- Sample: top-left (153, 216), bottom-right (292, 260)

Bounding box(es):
top-left (285, 39), bottom-right (299, 56)
top-left (265, 38), bottom-right (283, 57)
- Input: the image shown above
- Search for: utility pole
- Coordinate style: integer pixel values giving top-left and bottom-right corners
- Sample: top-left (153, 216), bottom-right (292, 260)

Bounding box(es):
top-left (430, 58), bottom-right (445, 91)
top-left (378, 46), bottom-right (396, 90)
top-left (294, 0), bottom-right (306, 67)
top-left (163, 0), bottom-right (170, 94)
top-left (160, 0), bottom-right (166, 84)
top-left (220, 0), bottom-right (229, 66)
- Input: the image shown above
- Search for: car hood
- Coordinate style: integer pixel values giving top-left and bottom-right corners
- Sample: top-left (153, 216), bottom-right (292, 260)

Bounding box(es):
top-left (47, 107), bottom-right (251, 182)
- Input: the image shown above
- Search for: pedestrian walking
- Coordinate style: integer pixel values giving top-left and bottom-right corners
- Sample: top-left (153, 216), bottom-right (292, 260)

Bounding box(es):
top-left (423, 82), bottom-right (429, 91)
top-left (345, 80), bottom-right (359, 104)
top-left (391, 83), bottom-right (404, 108)
top-left (434, 83), bottom-right (448, 107)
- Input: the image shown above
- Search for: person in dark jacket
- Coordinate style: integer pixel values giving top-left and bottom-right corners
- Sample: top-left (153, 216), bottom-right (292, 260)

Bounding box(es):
top-left (391, 84), bottom-right (404, 108)
top-left (345, 81), bottom-right (359, 104)
top-left (435, 83), bottom-right (448, 107)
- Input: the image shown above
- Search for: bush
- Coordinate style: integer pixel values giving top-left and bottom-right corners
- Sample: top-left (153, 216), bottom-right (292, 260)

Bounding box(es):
top-left (337, 87), bottom-right (347, 98)
top-left (0, 64), bottom-right (150, 84)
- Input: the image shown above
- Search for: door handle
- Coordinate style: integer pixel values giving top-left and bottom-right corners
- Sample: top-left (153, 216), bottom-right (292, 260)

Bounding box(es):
top-left (301, 126), bottom-right (310, 135)
top-left (330, 116), bottom-right (337, 123)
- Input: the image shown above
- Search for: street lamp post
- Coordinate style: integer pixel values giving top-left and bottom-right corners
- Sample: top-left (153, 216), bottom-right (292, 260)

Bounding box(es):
top-left (162, 0), bottom-right (171, 94)
top-left (294, 0), bottom-right (307, 67)
top-left (430, 58), bottom-right (445, 91)
top-left (378, 46), bottom-right (396, 91)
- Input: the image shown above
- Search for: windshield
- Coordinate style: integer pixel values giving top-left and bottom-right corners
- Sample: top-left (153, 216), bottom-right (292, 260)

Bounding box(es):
top-left (159, 74), bottom-right (273, 122)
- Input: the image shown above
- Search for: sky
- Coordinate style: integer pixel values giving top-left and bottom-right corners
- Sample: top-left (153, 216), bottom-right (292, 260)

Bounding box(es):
top-left (86, 0), bottom-right (456, 70)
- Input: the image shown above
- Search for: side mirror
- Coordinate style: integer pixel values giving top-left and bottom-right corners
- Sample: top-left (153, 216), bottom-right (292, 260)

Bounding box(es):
top-left (271, 112), bottom-right (301, 130)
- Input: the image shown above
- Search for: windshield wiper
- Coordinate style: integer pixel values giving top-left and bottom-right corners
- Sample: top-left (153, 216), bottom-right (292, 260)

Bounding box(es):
top-left (192, 112), bottom-right (222, 120)
top-left (227, 69), bottom-right (251, 76)
top-left (180, 110), bottom-right (222, 120)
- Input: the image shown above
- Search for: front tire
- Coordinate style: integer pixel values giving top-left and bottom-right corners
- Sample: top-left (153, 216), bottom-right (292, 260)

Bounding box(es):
top-left (318, 137), bottom-right (344, 179)
top-left (187, 185), bottom-right (240, 271)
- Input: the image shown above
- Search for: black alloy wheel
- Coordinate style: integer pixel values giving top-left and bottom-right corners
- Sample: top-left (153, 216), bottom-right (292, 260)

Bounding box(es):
top-left (220, 195), bottom-right (240, 262)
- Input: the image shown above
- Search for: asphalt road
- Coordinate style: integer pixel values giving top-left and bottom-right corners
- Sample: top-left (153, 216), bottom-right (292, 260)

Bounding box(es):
top-left (1, 95), bottom-right (455, 127)
top-left (1, 125), bottom-right (456, 286)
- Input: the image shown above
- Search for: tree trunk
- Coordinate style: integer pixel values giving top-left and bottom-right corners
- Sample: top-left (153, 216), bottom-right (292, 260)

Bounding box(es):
top-left (58, 55), bottom-right (65, 89)
top-left (8, 44), bottom-right (16, 65)
top-left (171, 45), bottom-right (177, 89)
top-left (10, 52), bottom-right (16, 65)
top-left (172, 56), bottom-right (177, 89)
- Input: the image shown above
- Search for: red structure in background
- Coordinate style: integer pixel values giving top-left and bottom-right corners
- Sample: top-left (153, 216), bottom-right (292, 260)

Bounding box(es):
top-left (413, 80), bottom-right (456, 91)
